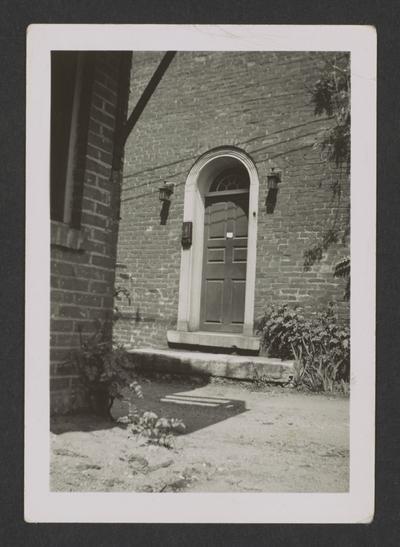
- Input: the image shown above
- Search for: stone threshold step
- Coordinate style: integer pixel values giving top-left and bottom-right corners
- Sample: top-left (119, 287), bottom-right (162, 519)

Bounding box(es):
top-left (167, 330), bottom-right (260, 352)
top-left (127, 348), bottom-right (294, 383)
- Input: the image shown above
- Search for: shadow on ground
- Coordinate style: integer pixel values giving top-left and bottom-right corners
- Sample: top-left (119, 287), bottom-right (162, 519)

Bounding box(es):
top-left (113, 377), bottom-right (248, 434)
top-left (50, 414), bottom-right (116, 435)
top-left (51, 376), bottom-right (248, 435)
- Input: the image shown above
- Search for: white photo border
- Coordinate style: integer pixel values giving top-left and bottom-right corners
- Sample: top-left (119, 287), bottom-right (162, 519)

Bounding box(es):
top-left (25, 24), bottom-right (376, 523)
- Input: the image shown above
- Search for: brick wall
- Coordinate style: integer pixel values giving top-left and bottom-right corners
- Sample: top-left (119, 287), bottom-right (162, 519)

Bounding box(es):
top-left (50, 52), bottom-right (131, 414)
top-left (114, 51), bottom-right (350, 349)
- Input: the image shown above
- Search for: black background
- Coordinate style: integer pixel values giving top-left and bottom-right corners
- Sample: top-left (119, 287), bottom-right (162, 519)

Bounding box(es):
top-left (0, 1), bottom-right (399, 545)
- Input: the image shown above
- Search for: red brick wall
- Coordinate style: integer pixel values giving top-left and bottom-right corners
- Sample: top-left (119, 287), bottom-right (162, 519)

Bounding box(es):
top-left (114, 51), bottom-right (350, 349)
top-left (50, 52), bottom-right (131, 414)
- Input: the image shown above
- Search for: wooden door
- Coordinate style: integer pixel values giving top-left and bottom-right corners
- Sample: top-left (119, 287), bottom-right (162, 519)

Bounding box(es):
top-left (200, 194), bottom-right (249, 333)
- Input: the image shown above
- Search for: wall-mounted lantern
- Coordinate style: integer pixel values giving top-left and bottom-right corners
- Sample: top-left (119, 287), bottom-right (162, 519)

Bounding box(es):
top-left (265, 168), bottom-right (281, 214)
top-left (159, 181), bottom-right (175, 203)
top-left (267, 168), bottom-right (281, 190)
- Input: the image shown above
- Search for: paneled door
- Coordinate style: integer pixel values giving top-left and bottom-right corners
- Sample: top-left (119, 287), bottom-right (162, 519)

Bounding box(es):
top-left (200, 193), bottom-right (249, 333)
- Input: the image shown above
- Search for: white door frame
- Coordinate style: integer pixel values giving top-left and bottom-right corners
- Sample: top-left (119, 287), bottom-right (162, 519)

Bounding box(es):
top-left (176, 147), bottom-right (259, 337)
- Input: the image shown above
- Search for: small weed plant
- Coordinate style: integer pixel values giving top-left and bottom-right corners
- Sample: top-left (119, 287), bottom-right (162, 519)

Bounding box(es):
top-left (72, 322), bottom-right (186, 446)
top-left (72, 323), bottom-right (142, 418)
top-left (257, 303), bottom-right (350, 393)
top-left (118, 404), bottom-right (186, 449)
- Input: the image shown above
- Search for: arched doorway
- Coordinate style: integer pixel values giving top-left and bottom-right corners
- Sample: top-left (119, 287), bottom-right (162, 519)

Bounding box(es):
top-left (168, 147), bottom-right (260, 351)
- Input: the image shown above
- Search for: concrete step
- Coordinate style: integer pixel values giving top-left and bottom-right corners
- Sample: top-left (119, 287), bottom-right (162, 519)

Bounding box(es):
top-left (167, 329), bottom-right (260, 352)
top-left (127, 348), bottom-right (294, 383)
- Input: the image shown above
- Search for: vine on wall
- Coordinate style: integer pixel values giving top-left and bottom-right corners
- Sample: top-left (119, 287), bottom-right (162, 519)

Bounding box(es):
top-left (303, 55), bottom-right (350, 299)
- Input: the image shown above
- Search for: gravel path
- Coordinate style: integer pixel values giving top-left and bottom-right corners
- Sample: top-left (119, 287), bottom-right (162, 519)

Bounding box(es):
top-left (51, 378), bottom-right (349, 493)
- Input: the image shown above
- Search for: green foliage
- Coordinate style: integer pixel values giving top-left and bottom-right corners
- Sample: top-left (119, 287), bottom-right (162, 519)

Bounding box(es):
top-left (311, 58), bottom-right (350, 170)
top-left (303, 228), bottom-right (339, 271)
top-left (72, 324), bottom-right (187, 448)
top-left (334, 257), bottom-right (350, 300)
top-left (256, 303), bottom-right (350, 392)
top-left (333, 257), bottom-right (350, 278)
top-left (114, 285), bottom-right (131, 303)
top-left (114, 284), bottom-right (132, 318)
top-left (72, 323), bottom-right (142, 417)
top-left (119, 406), bottom-right (186, 449)
top-left (304, 56), bottom-right (350, 272)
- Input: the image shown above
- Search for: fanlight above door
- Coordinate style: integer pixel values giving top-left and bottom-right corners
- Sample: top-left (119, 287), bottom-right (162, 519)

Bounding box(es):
top-left (208, 168), bottom-right (250, 193)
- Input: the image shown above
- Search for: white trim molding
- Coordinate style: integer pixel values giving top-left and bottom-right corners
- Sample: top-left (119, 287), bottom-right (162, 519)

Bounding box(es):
top-left (175, 146), bottom-right (260, 340)
top-left (63, 53), bottom-right (84, 225)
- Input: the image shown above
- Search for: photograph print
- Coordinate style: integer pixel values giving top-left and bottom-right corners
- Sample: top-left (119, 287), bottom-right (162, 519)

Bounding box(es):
top-left (49, 49), bottom-right (350, 494)
top-left (25, 25), bottom-right (376, 523)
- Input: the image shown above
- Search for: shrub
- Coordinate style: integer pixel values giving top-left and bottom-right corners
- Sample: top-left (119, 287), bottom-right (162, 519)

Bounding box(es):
top-left (256, 303), bottom-right (350, 392)
top-left (72, 323), bottom-right (142, 418)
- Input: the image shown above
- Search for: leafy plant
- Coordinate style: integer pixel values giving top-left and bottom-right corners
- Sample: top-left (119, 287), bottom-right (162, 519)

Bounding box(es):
top-left (334, 256), bottom-right (350, 300)
top-left (256, 303), bottom-right (350, 392)
top-left (303, 228), bottom-right (339, 271)
top-left (303, 55), bottom-right (350, 272)
top-left (72, 323), bottom-right (142, 418)
top-left (119, 406), bottom-right (186, 448)
top-left (114, 284), bottom-right (132, 319)
top-left (311, 58), bottom-right (350, 170)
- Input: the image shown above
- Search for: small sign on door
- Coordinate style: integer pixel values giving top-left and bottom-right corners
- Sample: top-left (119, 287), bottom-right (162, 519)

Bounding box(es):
top-left (226, 232), bottom-right (234, 239)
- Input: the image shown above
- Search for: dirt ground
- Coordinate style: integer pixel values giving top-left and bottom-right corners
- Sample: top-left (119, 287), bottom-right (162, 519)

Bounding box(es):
top-left (51, 377), bottom-right (349, 493)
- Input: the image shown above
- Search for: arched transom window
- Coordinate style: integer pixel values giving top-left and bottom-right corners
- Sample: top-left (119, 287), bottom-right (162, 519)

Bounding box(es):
top-left (208, 168), bottom-right (250, 193)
